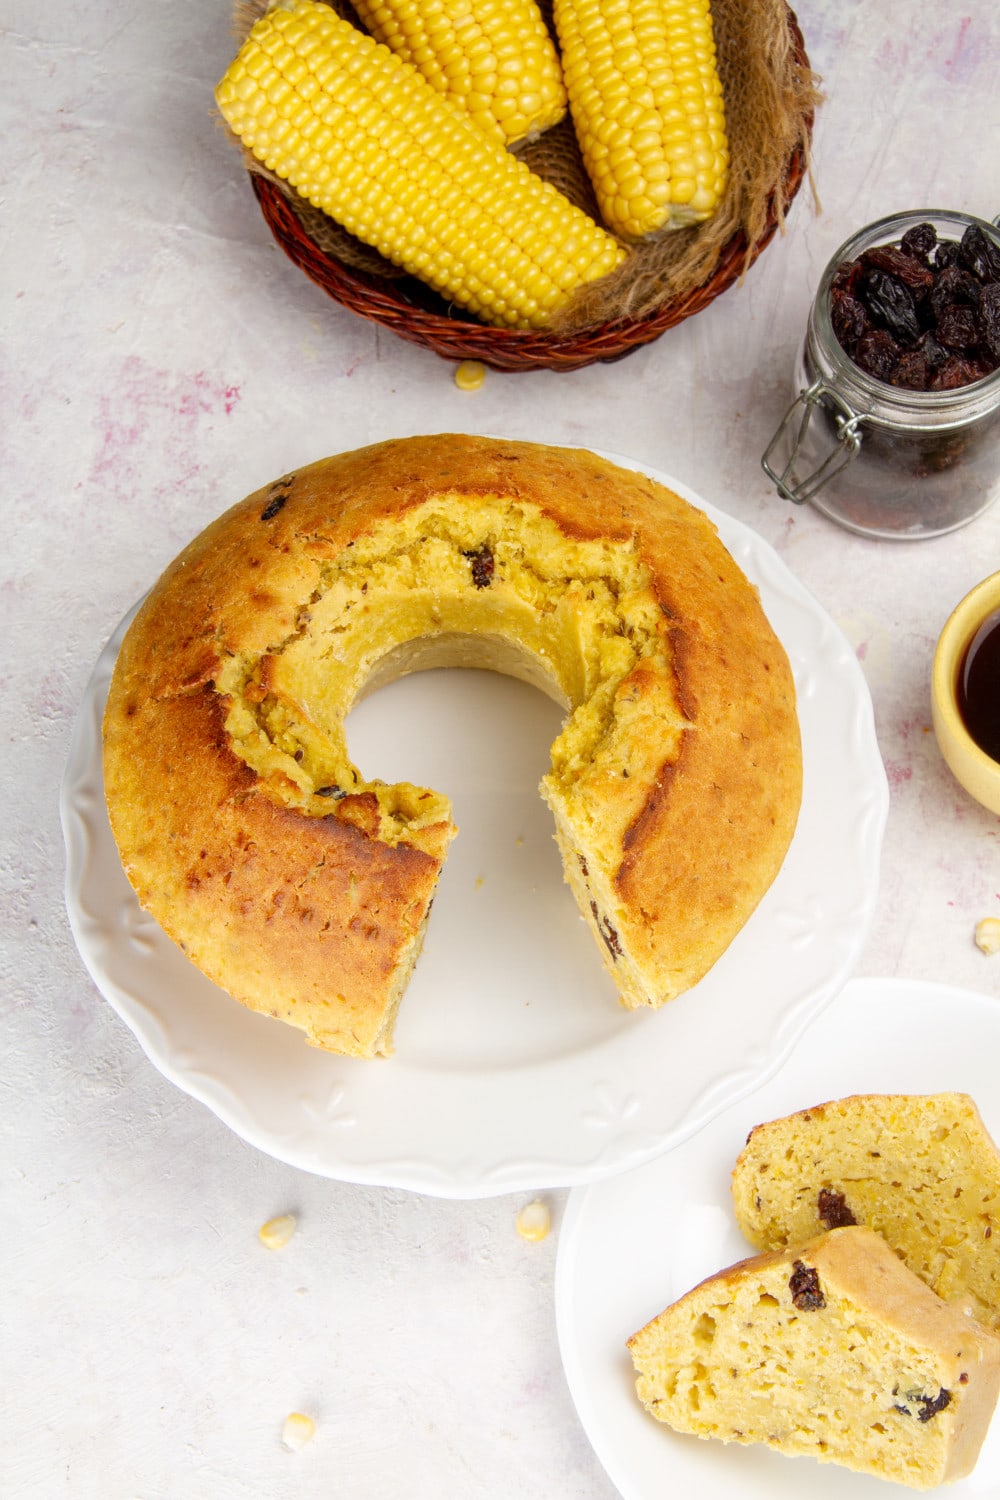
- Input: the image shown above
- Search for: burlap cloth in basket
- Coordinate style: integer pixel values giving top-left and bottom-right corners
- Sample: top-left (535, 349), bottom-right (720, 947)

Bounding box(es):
top-left (229, 0), bottom-right (821, 333)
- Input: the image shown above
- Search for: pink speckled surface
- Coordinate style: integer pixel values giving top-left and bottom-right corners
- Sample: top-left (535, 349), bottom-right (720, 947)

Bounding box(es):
top-left (4, 1), bottom-right (1000, 1496)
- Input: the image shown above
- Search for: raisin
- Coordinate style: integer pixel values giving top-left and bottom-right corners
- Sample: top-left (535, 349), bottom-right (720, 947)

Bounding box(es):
top-left (861, 269), bottom-right (922, 344)
top-left (959, 223), bottom-right (1000, 283)
top-left (979, 283), bottom-right (1000, 361)
top-left (817, 1188), bottom-right (857, 1229)
top-left (936, 303), bottom-right (980, 350)
top-left (464, 544), bottom-right (495, 589)
top-left (919, 1389), bottom-right (952, 1421)
top-left (917, 330), bottom-right (950, 369)
top-left (931, 265), bottom-right (982, 319)
top-left (590, 900), bottom-right (623, 958)
top-left (831, 258), bottom-right (863, 298)
top-left (860, 245), bottom-right (934, 297)
top-left (934, 238), bottom-right (961, 271)
top-left (831, 291), bottom-right (870, 352)
top-left (854, 327), bottom-right (901, 381)
top-left (900, 221), bottom-right (937, 261)
top-left (929, 355), bottom-right (985, 391)
top-left (893, 1387), bottom-right (953, 1422)
top-left (891, 350), bottom-right (931, 389)
top-left (789, 1261), bottom-right (825, 1310)
top-left (314, 784), bottom-right (345, 798)
top-left (260, 492), bottom-right (288, 521)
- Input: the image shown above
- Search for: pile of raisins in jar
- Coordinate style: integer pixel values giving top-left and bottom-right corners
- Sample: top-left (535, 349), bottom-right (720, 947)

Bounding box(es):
top-left (829, 222), bottom-right (1000, 391)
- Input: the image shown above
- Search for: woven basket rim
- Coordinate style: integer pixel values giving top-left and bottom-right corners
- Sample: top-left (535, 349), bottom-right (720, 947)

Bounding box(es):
top-left (249, 7), bottom-right (814, 373)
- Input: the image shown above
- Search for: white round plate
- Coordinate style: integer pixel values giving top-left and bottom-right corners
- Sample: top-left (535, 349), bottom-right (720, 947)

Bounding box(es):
top-left (60, 453), bottom-right (887, 1198)
top-left (556, 977), bottom-right (1000, 1499)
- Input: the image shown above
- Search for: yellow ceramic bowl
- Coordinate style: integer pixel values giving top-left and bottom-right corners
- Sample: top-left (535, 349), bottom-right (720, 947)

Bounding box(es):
top-left (932, 570), bottom-right (1000, 815)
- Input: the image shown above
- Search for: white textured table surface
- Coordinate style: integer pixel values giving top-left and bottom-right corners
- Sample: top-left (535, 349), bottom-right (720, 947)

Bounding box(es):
top-left (5, 2), bottom-right (1000, 1496)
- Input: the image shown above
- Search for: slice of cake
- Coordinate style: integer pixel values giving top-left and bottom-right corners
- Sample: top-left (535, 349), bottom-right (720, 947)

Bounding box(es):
top-left (731, 1092), bottom-right (1000, 1329)
top-left (627, 1226), bottom-right (1000, 1489)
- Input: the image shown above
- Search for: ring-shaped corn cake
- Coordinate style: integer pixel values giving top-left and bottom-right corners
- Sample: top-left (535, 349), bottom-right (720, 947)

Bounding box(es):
top-left (102, 435), bottom-right (802, 1058)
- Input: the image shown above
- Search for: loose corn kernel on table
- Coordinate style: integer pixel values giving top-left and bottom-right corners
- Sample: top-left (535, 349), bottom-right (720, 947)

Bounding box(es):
top-left (5, 1), bottom-right (1000, 1496)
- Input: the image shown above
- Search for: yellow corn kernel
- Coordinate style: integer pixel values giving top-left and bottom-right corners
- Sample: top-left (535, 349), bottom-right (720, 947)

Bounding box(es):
top-left (281, 1411), bottom-right (316, 1450)
top-left (350, 0), bottom-right (567, 146)
top-left (216, 0), bottom-right (626, 330)
top-left (258, 1212), bottom-right (297, 1249)
top-left (516, 1198), bottom-right (552, 1241)
top-left (454, 358), bottom-right (486, 390)
top-left (975, 917), bottom-right (1000, 955)
top-left (553, 0), bottom-right (729, 240)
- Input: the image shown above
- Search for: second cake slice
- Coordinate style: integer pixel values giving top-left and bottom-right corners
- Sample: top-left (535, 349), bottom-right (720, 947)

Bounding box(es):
top-left (731, 1092), bottom-right (1000, 1328)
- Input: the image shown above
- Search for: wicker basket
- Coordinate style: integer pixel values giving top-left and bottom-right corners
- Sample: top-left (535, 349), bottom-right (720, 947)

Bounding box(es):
top-left (247, 7), bottom-right (814, 373)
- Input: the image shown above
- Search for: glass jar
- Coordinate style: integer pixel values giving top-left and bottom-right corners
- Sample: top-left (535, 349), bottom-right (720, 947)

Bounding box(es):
top-left (762, 209), bottom-right (1000, 540)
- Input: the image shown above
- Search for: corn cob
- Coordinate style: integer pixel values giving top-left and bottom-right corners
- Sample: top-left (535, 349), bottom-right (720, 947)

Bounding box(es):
top-left (552, 0), bottom-right (729, 241)
top-left (216, 0), bottom-right (626, 330)
top-left (349, 0), bottom-right (567, 147)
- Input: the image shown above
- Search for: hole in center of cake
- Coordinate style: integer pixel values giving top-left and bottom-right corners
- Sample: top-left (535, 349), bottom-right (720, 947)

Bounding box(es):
top-left (214, 496), bottom-right (689, 869)
top-left (343, 664), bottom-right (633, 1065)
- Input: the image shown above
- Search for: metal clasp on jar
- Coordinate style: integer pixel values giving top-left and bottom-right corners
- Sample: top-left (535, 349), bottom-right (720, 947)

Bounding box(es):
top-left (762, 380), bottom-right (865, 504)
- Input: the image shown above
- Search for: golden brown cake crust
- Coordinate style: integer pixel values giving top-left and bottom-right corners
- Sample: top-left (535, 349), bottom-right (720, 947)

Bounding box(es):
top-left (102, 435), bottom-right (802, 1057)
